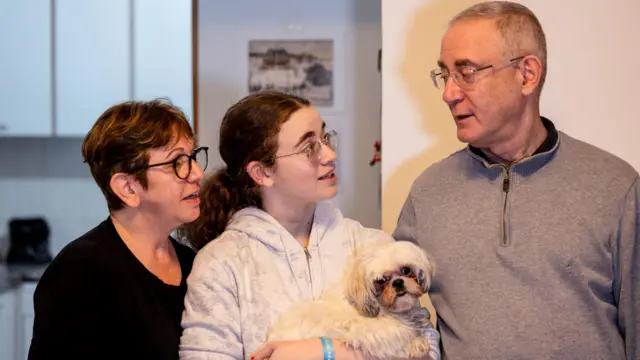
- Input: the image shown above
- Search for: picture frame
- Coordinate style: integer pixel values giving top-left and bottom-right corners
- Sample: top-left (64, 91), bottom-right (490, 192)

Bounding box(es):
top-left (248, 39), bottom-right (334, 107)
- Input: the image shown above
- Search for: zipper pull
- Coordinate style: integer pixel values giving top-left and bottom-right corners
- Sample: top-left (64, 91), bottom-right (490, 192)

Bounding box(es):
top-left (503, 175), bottom-right (510, 192)
top-left (304, 248), bottom-right (311, 260)
top-left (502, 166), bottom-right (512, 192)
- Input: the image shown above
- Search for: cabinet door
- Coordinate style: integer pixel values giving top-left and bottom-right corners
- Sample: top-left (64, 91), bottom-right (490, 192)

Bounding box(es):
top-left (133, 0), bottom-right (193, 125)
top-left (0, 0), bottom-right (53, 136)
top-left (55, 0), bottom-right (131, 137)
top-left (17, 282), bottom-right (36, 360)
top-left (0, 290), bottom-right (16, 360)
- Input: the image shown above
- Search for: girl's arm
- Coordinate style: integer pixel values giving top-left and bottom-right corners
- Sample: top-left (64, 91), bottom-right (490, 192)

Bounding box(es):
top-left (180, 249), bottom-right (243, 360)
top-left (251, 335), bottom-right (438, 360)
top-left (250, 338), bottom-right (366, 360)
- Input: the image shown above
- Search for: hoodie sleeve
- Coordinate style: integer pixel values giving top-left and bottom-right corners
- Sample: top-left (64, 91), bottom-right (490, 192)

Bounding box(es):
top-left (180, 248), bottom-right (243, 360)
top-left (392, 192), bottom-right (419, 244)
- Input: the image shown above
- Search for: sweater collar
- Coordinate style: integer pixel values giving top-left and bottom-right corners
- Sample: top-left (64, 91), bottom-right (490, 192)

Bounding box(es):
top-left (467, 116), bottom-right (559, 169)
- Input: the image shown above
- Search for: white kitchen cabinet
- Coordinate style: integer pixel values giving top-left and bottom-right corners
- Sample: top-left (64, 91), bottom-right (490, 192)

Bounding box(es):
top-left (0, 289), bottom-right (16, 360)
top-left (15, 282), bottom-right (36, 360)
top-left (1, 0), bottom-right (193, 138)
top-left (54, 0), bottom-right (131, 137)
top-left (0, 0), bottom-right (53, 136)
top-left (133, 0), bottom-right (194, 125)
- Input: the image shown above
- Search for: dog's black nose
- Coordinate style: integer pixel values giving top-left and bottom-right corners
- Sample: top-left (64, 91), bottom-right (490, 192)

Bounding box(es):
top-left (392, 279), bottom-right (404, 288)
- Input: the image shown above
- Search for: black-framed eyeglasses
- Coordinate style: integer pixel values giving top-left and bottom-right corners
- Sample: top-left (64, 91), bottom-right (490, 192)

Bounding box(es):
top-left (136, 146), bottom-right (209, 180)
top-left (276, 130), bottom-right (338, 164)
top-left (430, 56), bottom-right (525, 90)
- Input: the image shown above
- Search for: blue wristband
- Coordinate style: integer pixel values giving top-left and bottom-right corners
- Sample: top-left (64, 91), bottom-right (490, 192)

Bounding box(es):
top-left (320, 337), bottom-right (335, 360)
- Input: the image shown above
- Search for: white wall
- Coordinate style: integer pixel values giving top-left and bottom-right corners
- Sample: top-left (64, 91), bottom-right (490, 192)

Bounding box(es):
top-left (197, 0), bottom-right (383, 228)
top-left (0, 138), bottom-right (107, 258)
top-left (381, 0), bottom-right (640, 233)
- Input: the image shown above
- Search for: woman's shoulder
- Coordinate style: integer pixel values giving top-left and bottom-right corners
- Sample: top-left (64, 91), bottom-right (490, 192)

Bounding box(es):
top-left (49, 219), bottom-right (117, 267)
top-left (35, 220), bottom-right (117, 295)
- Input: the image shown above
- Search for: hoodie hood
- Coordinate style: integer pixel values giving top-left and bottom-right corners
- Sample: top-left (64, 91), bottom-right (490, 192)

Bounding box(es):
top-left (225, 200), bottom-right (342, 254)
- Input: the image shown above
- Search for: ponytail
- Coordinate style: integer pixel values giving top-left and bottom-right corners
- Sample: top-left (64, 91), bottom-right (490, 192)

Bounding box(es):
top-left (176, 166), bottom-right (261, 250)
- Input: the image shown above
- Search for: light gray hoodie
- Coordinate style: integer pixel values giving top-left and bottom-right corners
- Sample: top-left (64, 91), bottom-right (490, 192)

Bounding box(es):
top-left (179, 201), bottom-right (440, 360)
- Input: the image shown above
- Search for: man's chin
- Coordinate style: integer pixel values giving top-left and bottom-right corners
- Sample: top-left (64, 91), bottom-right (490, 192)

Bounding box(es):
top-left (456, 129), bottom-right (478, 145)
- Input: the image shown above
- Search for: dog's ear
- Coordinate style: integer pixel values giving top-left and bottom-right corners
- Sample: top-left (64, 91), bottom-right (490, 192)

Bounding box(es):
top-left (417, 256), bottom-right (435, 293)
top-left (344, 261), bottom-right (380, 317)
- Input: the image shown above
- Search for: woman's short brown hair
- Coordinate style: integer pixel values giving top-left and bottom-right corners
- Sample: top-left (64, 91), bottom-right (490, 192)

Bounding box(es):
top-left (81, 98), bottom-right (194, 211)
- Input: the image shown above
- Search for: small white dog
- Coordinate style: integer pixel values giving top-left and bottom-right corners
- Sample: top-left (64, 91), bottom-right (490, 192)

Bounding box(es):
top-left (267, 240), bottom-right (436, 360)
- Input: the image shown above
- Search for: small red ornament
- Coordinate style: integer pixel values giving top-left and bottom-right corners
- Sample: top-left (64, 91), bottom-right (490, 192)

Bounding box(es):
top-left (370, 140), bottom-right (381, 166)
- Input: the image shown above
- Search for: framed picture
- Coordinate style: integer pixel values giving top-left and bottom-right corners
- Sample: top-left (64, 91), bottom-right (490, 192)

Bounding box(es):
top-left (248, 39), bottom-right (334, 107)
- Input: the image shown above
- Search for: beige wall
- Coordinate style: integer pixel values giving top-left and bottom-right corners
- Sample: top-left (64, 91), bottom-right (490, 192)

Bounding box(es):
top-left (380, 0), bottom-right (471, 235)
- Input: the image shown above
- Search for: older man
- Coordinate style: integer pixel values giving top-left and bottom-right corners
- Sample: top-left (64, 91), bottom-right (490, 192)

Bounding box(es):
top-left (394, 1), bottom-right (639, 359)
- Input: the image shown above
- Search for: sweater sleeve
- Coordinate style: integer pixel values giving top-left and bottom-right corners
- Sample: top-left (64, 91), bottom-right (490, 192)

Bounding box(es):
top-left (393, 194), bottom-right (442, 360)
top-left (180, 248), bottom-right (243, 360)
top-left (392, 192), bottom-right (419, 245)
top-left (615, 176), bottom-right (640, 360)
top-left (28, 249), bottom-right (105, 360)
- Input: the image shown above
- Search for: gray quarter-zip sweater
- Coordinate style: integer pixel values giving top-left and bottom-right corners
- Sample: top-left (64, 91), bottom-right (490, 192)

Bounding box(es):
top-left (393, 118), bottom-right (639, 360)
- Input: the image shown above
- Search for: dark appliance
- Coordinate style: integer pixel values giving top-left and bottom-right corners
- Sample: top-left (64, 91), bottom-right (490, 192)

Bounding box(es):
top-left (6, 217), bottom-right (52, 265)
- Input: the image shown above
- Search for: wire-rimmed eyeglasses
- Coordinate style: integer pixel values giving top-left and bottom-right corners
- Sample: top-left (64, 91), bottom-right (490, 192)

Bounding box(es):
top-left (430, 56), bottom-right (525, 90)
top-left (137, 146), bottom-right (209, 179)
top-left (276, 130), bottom-right (338, 164)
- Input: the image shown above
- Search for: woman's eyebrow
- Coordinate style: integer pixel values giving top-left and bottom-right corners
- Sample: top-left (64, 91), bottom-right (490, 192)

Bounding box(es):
top-left (164, 147), bottom-right (187, 160)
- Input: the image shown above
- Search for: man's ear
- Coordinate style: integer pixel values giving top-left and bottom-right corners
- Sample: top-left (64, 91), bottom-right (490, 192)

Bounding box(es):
top-left (519, 55), bottom-right (543, 96)
top-left (109, 173), bottom-right (141, 208)
top-left (246, 161), bottom-right (274, 187)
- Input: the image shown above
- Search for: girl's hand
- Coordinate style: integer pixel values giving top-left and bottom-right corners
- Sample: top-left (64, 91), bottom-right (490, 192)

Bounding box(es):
top-left (250, 338), bottom-right (322, 360)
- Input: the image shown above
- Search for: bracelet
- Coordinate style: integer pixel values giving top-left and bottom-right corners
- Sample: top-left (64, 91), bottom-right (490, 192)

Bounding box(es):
top-left (319, 337), bottom-right (335, 360)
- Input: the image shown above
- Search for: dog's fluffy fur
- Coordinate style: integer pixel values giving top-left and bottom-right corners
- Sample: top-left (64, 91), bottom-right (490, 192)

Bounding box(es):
top-left (267, 240), bottom-right (435, 360)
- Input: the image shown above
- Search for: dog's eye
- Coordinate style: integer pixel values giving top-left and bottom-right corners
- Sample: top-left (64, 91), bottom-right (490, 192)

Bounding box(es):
top-left (400, 266), bottom-right (412, 275)
top-left (375, 278), bottom-right (387, 285)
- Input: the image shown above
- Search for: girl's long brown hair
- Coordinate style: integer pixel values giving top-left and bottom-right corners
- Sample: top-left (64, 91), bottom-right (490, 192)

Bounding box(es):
top-left (177, 91), bottom-right (310, 250)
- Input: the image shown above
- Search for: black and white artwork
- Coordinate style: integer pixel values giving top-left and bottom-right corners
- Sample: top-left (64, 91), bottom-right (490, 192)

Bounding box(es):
top-left (248, 39), bottom-right (334, 106)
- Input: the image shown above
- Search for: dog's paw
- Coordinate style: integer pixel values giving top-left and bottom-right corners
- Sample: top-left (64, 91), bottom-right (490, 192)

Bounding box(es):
top-left (407, 337), bottom-right (430, 358)
top-left (343, 339), bottom-right (362, 351)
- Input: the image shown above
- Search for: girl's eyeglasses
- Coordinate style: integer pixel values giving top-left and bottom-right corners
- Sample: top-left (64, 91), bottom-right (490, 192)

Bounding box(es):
top-left (276, 130), bottom-right (338, 164)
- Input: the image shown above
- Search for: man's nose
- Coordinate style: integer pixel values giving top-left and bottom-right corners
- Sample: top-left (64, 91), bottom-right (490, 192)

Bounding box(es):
top-left (442, 75), bottom-right (465, 106)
